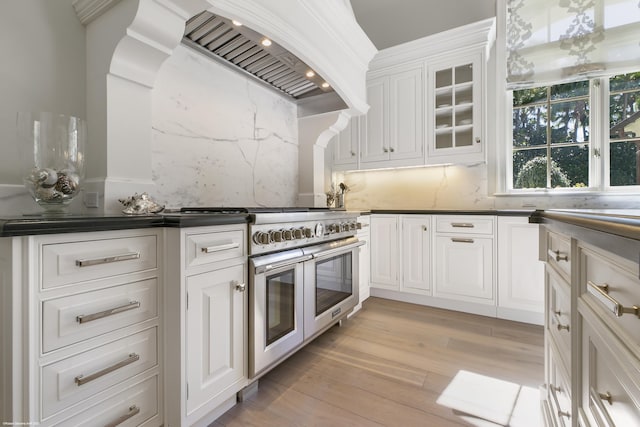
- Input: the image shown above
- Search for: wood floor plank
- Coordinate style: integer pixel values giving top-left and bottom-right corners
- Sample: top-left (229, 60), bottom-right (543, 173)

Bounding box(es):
top-left (214, 298), bottom-right (544, 426)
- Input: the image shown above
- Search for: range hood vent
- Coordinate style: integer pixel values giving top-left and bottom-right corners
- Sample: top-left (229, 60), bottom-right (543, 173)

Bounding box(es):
top-left (182, 11), bottom-right (333, 100)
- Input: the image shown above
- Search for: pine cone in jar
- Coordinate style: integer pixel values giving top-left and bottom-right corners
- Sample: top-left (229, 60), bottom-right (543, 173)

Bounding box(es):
top-left (55, 174), bottom-right (77, 195)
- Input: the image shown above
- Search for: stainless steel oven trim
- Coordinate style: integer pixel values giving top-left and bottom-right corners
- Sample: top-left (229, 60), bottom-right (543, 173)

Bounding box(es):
top-left (251, 248), bottom-right (310, 274)
top-left (301, 236), bottom-right (364, 258)
top-left (249, 258), bottom-right (305, 379)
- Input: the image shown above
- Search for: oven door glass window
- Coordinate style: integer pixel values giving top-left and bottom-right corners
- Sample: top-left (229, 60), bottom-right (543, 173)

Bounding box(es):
top-left (315, 253), bottom-right (353, 316)
top-left (266, 269), bottom-right (296, 346)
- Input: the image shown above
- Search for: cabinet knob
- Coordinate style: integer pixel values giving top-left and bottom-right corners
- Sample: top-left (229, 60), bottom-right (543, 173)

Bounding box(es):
top-left (383, 147), bottom-right (389, 153)
top-left (475, 137), bottom-right (481, 144)
top-left (422, 225), bottom-right (427, 231)
top-left (558, 410), bottom-right (570, 419)
top-left (389, 147), bottom-right (395, 152)
top-left (556, 323), bottom-right (570, 332)
top-left (233, 281), bottom-right (246, 292)
top-left (350, 151), bottom-right (356, 156)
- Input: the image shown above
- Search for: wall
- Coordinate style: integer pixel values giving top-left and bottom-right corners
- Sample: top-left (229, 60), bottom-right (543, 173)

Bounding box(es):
top-left (151, 45), bottom-right (298, 208)
top-left (0, 0), bottom-right (85, 215)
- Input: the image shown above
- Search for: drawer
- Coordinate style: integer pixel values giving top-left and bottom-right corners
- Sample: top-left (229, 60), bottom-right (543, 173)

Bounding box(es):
top-left (581, 314), bottom-right (640, 427)
top-left (545, 230), bottom-right (571, 281)
top-left (41, 328), bottom-right (157, 418)
top-left (547, 268), bottom-right (572, 367)
top-left (548, 346), bottom-right (572, 427)
top-left (580, 244), bottom-right (640, 357)
top-left (435, 215), bottom-right (494, 235)
top-left (185, 228), bottom-right (245, 269)
top-left (51, 375), bottom-right (158, 427)
top-left (42, 278), bottom-right (157, 352)
top-left (42, 234), bottom-right (157, 289)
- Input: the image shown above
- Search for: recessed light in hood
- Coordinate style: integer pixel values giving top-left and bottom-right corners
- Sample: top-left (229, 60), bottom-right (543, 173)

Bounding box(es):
top-left (182, 11), bottom-right (333, 100)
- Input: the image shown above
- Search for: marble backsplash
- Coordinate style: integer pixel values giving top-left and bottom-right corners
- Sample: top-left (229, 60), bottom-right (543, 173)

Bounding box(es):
top-left (151, 45), bottom-right (299, 209)
top-left (340, 163), bottom-right (640, 211)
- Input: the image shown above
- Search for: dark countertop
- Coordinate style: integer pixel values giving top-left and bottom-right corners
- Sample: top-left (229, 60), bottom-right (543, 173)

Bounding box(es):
top-left (370, 209), bottom-right (535, 216)
top-left (530, 209), bottom-right (640, 241)
top-left (0, 212), bottom-right (251, 237)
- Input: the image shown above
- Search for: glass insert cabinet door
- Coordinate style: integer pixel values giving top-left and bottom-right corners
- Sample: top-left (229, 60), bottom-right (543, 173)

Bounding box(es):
top-left (314, 253), bottom-right (353, 316)
top-left (427, 51), bottom-right (483, 162)
top-left (266, 269), bottom-right (296, 346)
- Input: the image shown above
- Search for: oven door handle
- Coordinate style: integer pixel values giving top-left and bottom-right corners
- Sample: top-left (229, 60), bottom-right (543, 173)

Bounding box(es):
top-left (309, 240), bottom-right (365, 259)
top-left (253, 254), bottom-right (312, 274)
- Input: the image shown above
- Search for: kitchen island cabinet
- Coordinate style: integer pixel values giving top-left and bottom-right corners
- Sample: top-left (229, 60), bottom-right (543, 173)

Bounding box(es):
top-left (534, 210), bottom-right (640, 427)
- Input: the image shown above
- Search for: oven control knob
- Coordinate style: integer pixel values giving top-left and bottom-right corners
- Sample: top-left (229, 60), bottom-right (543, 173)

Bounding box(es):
top-left (341, 223), bottom-right (350, 232)
top-left (283, 229), bottom-right (294, 241)
top-left (253, 231), bottom-right (270, 245)
top-left (294, 228), bottom-right (304, 239)
top-left (304, 227), bottom-right (313, 238)
top-left (270, 230), bottom-right (283, 242)
top-left (314, 223), bottom-right (324, 237)
top-left (349, 222), bottom-right (357, 231)
top-left (329, 223), bottom-right (340, 233)
top-left (356, 222), bottom-right (362, 230)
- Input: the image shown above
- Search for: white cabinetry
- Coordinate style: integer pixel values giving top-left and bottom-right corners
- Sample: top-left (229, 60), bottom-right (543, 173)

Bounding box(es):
top-left (164, 224), bottom-right (247, 427)
top-left (332, 116), bottom-right (360, 170)
top-left (361, 66), bottom-right (424, 168)
top-left (370, 215), bottom-right (430, 294)
top-left (434, 216), bottom-right (495, 305)
top-left (426, 51), bottom-right (485, 164)
top-left (370, 215), bottom-right (399, 289)
top-left (351, 215), bottom-right (371, 315)
top-left (497, 217), bottom-right (544, 324)
top-left (0, 229), bottom-right (163, 426)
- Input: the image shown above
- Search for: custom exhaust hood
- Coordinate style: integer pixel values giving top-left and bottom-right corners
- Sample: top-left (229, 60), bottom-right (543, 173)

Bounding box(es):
top-left (182, 11), bottom-right (337, 101)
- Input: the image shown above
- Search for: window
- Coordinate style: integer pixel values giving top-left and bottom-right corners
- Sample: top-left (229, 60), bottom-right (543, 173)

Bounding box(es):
top-left (509, 71), bottom-right (640, 191)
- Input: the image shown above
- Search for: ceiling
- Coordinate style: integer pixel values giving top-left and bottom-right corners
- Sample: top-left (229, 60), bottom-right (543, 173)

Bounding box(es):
top-left (350, 0), bottom-right (496, 50)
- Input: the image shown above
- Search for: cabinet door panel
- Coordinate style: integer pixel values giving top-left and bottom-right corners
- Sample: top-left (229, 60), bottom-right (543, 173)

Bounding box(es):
top-left (497, 218), bottom-right (544, 313)
top-left (370, 216), bottom-right (398, 289)
top-left (333, 117), bottom-right (359, 167)
top-left (361, 78), bottom-right (388, 163)
top-left (434, 235), bottom-right (493, 302)
top-left (186, 264), bottom-right (246, 415)
top-left (389, 67), bottom-right (423, 160)
top-left (401, 216), bottom-right (430, 294)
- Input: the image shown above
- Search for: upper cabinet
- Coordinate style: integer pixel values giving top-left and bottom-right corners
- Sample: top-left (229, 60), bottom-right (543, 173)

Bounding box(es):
top-left (330, 18), bottom-right (495, 172)
top-left (427, 51), bottom-right (484, 164)
top-left (361, 66), bottom-right (424, 168)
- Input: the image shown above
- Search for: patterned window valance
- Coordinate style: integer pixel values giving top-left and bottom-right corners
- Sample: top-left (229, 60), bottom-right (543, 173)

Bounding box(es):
top-left (507, 0), bottom-right (640, 89)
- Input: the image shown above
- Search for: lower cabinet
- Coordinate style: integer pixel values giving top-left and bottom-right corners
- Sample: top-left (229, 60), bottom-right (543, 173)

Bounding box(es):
top-left (370, 213), bottom-right (543, 324)
top-left (351, 215), bottom-right (371, 316)
top-left (370, 214), bottom-right (430, 294)
top-left (164, 224), bottom-right (248, 427)
top-left (0, 229), bottom-right (163, 426)
top-left (541, 223), bottom-right (640, 427)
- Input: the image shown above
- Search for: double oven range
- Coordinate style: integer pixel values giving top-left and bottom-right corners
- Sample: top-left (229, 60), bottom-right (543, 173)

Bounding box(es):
top-left (179, 207), bottom-right (363, 379)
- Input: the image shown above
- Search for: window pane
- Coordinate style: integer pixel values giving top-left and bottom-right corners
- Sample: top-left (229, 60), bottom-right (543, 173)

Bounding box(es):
top-left (513, 149), bottom-right (547, 189)
top-left (513, 87), bottom-right (547, 107)
top-left (610, 72), bottom-right (640, 92)
top-left (551, 146), bottom-right (589, 187)
top-left (513, 105), bottom-right (548, 148)
top-left (550, 100), bottom-right (590, 144)
top-left (550, 80), bottom-right (589, 100)
top-left (610, 141), bottom-right (639, 186)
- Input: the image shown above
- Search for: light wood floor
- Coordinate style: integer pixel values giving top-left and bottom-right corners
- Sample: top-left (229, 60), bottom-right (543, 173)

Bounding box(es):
top-left (214, 297), bottom-right (544, 426)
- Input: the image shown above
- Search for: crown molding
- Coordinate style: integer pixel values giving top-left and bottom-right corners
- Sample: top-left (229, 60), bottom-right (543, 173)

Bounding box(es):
top-left (72, 0), bottom-right (122, 25)
top-left (370, 17), bottom-right (496, 72)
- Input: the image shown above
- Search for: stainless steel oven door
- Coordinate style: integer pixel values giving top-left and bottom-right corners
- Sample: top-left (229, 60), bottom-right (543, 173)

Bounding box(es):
top-left (249, 249), bottom-right (311, 378)
top-left (302, 237), bottom-right (364, 340)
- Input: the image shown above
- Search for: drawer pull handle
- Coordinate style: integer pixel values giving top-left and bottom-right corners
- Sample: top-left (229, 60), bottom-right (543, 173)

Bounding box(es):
top-left (451, 223), bottom-right (474, 228)
top-left (451, 238), bottom-right (474, 244)
top-left (104, 405), bottom-right (140, 427)
top-left (547, 249), bottom-right (568, 262)
top-left (76, 252), bottom-right (140, 267)
top-left (422, 225), bottom-right (428, 231)
top-left (75, 353), bottom-right (140, 386)
top-left (558, 410), bottom-right (570, 418)
top-left (557, 323), bottom-right (570, 332)
top-left (587, 281), bottom-right (640, 318)
top-left (233, 280), bottom-right (246, 292)
top-left (201, 242), bottom-right (240, 253)
top-left (599, 391), bottom-right (613, 405)
top-left (551, 384), bottom-right (562, 394)
top-left (76, 301), bottom-right (141, 324)
top-left (554, 310), bottom-right (562, 316)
